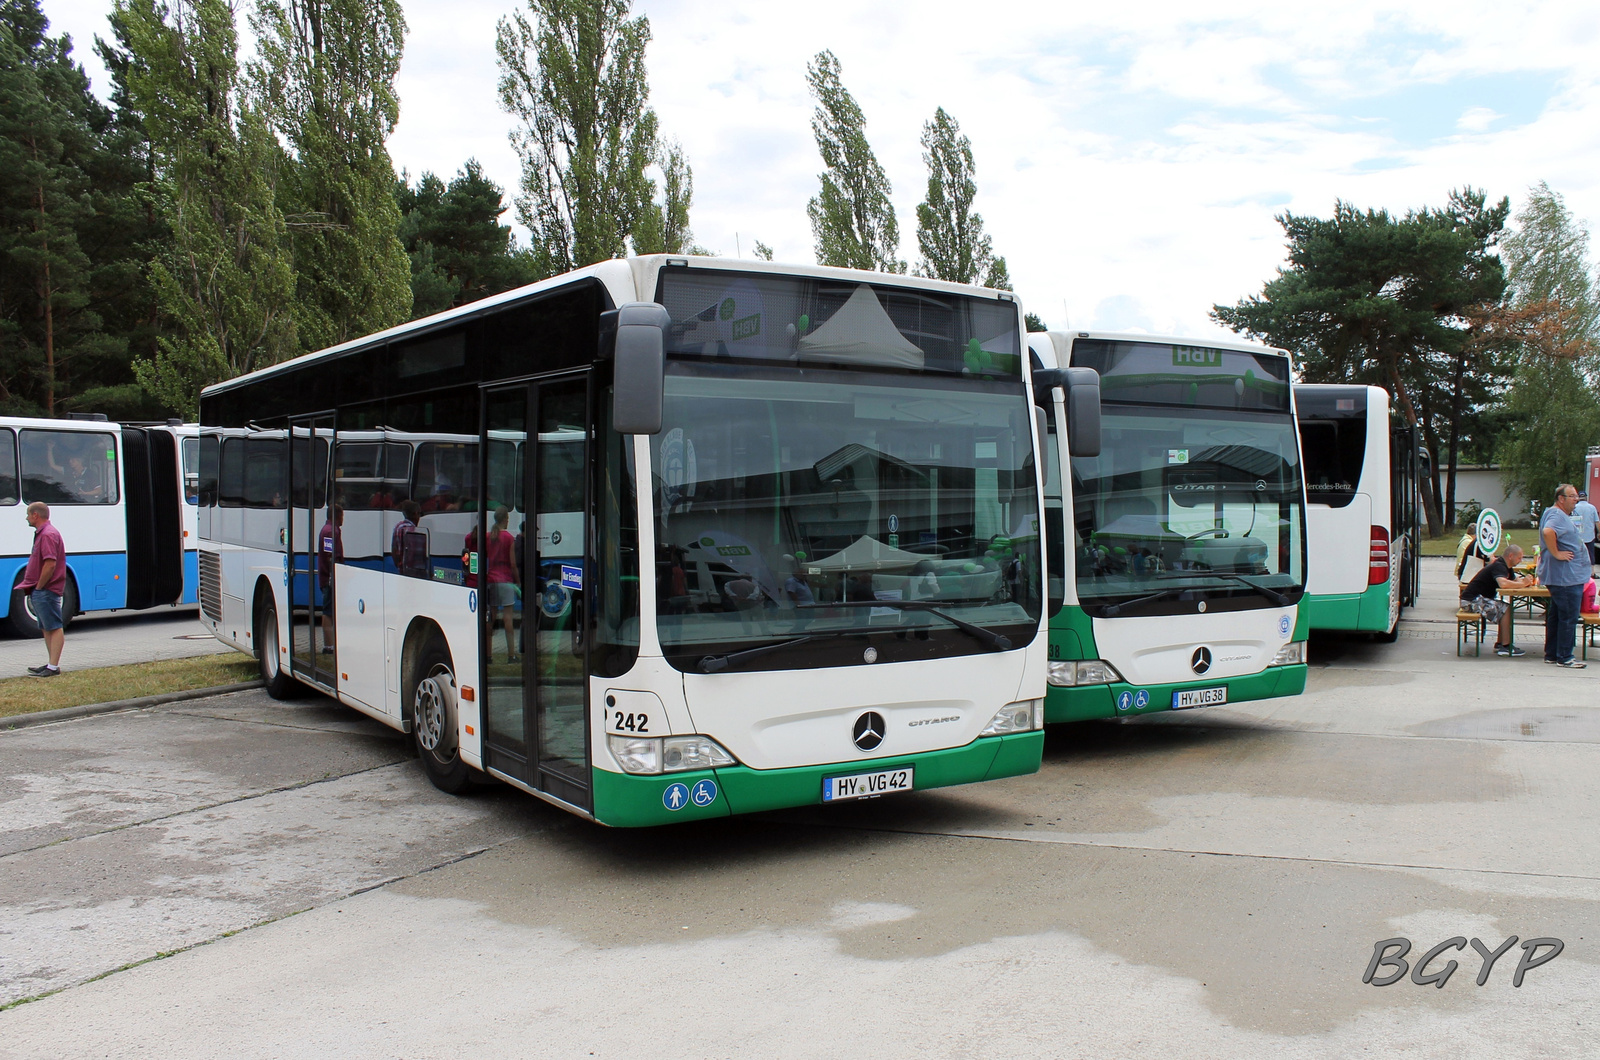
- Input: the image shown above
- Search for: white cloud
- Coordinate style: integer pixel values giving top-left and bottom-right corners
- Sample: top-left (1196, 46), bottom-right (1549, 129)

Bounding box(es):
top-left (37, 0), bottom-right (1600, 342)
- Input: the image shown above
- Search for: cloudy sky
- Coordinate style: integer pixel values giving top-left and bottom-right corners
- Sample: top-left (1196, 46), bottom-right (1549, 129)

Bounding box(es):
top-left (43, 0), bottom-right (1600, 341)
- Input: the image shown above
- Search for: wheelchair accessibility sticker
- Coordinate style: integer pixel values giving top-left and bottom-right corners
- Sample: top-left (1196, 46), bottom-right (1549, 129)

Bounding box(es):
top-left (1134, 689), bottom-right (1150, 708)
top-left (690, 779), bottom-right (719, 807)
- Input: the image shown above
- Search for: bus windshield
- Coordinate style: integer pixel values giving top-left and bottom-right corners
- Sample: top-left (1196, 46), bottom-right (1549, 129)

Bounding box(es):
top-left (1066, 340), bottom-right (1305, 612)
top-left (649, 363), bottom-right (1041, 666)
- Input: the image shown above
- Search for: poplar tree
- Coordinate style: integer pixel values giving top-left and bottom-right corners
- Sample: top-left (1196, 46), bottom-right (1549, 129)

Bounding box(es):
top-left (805, 50), bottom-right (903, 273)
top-left (251, 0), bottom-right (412, 351)
top-left (497, 0), bottom-right (684, 274)
top-left (1496, 183), bottom-right (1600, 505)
top-left (915, 107), bottom-right (1009, 289)
top-left (115, 0), bottom-right (297, 417)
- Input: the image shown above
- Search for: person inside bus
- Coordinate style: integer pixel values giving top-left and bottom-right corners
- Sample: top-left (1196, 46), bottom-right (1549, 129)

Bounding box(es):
top-left (318, 505), bottom-right (343, 654)
top-left (391, 499), bottom-right (423, 574)
top-left (1460, 543), bottom-right (1532, 658)
top-left (47, 440), bottom-right (105, 503)
top-left (485, 506), bottom-right (520, 662)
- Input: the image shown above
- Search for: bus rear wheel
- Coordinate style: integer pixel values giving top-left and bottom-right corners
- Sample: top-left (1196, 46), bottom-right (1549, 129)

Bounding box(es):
top-left (411, 640), bottom-right (472, 794)
top-left (256, 595), bottom-right (300, 699)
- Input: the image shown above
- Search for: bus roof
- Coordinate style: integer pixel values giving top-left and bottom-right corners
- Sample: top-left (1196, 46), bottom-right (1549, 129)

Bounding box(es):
top-left (201, 255), bottom-right (1021, 400)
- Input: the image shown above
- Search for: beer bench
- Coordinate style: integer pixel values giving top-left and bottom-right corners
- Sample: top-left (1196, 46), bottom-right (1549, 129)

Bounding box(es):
top-left (1584, 613), bottom-right (1600, 661)
top-left (1457, 609), bottom-right (1488, 657)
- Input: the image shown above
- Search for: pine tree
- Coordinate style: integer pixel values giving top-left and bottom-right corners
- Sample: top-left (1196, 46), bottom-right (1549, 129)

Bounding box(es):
top-left (915, 107), bottom-right (1008, 288)
top-left (251, 0), bottom-right (412, 352)
top-left (805, 50), bottom-right (902, 273)
top-left (115, 0), bottom-right (297, 417)
top-left (397, 160), bottom-right (540, 318)
top-left (497, 0), bottom-right (685, 274)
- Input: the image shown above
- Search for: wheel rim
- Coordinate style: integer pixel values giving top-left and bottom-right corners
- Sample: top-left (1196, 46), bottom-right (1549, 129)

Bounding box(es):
top-left (413, 665), bottom-right (454, 754)
top-left (263, 609), bottom-right (280, 679)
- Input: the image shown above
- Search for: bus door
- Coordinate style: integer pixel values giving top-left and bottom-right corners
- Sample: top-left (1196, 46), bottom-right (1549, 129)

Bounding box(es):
top-left (480, 377), bottom-right (592, 811)
top-left (289, 414), bottom-right (336, 688)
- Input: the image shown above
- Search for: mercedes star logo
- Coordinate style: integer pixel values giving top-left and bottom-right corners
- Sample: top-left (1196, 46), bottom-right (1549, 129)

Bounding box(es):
top-left (853, 711), bottom-right (886, 751)
top-left (1191, 646), bottom-right (1213, 675)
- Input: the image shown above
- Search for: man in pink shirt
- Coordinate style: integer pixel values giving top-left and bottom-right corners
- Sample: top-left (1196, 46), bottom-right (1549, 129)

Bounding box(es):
top-left (19, 501), bottom-right (67, 677)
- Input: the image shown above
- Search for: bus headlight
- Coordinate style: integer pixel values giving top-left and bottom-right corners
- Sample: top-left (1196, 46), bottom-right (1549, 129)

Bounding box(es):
top-left (608, 736), bottom-right (661, 774)
top-left (980, 699), bottom-right (1043, 736)
top-left (1047, 660), bottom-right (1123, 686)
top-left (607, 734), bottom-right (737, 774)
top-left (1270, 641), bottom-right (1307, 666)
top-left (663, 735), bottom-right (736, 771)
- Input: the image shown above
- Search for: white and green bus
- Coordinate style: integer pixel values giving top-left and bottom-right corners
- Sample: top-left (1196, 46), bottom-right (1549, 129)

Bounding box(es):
top-left (197, 256), bottom-right (1053, 826)
top-left (1294, 383), bottom-right (1421, 640)
top-left (1032, 331), bottom-right (1309, 723)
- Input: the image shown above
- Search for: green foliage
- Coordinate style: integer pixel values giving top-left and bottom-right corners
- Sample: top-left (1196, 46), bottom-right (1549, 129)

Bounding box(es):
top-left (751, 240), bottom-right (774, 262)
top-left (1025, 312), bottom-right (1047, 333)
top-left (0, 0), bottom-right (161, 418)
top-left (397, 160), bottom-right (541, 319)
top-left (114, 0), bottom-right (297, 418)
top-left (497, 0), bottom-right (678, 273)
top-left (1213, 188), bottom-right (1510, 533)
top-left (1495, 183), bottom-right (1600, 506)
top-left (805, 50), bottom-right (902, 274)
top-left (251, 0), bottom-right (412, 352)
top-left (914, 107), bottom-right (1008, 288)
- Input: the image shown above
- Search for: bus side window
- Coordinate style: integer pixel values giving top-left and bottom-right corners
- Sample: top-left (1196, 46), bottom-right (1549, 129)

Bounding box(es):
top-left (0, 429), bottom-right (16, 505)
top-left (19, 429), bottom-right (118, 505)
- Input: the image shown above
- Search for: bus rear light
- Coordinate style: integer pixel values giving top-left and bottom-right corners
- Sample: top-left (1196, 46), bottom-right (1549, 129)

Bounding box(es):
top-left (1369, 527), bottom-right (1390, 584)
top-left (981, 700), bottom-right (1043, 736)
top-left (607, 734), bottom-right (736, 775)
top-left (1047, 660), bottom-right (1123, 686)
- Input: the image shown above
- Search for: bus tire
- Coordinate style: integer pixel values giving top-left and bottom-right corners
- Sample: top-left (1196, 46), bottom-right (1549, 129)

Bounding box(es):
top-left (255, 594), bottom-right (300, 700)
top-left (60, 577), bottom-right (79, 631)
top-left (411, 640), bottom-right (472, 794)
top-left (7, 582), bottom-right (38, 639)
top-left (1374, 617), bottom-right (1400, 643)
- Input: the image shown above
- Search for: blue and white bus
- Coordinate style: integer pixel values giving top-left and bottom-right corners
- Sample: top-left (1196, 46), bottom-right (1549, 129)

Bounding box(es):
top-left (0, 416), bottom-right (191, 636)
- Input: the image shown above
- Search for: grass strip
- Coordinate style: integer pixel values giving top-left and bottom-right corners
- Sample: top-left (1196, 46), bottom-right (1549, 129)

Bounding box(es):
top-left (1419, 528), bottom-right (1540, 557)
top-left (0, 653), bottom-right (259, 719)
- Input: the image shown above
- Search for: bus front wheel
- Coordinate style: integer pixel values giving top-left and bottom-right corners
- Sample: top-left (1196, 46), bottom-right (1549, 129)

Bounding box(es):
top-left (411, 640), bottom-right (472, 794)
top-left (256, 595), bottom-right (300, 699)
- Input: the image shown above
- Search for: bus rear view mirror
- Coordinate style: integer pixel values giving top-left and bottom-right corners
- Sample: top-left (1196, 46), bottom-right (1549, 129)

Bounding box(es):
top-left (606, 303), bottom-right (670, 435)
top-left (1064, 367), bottom-right (1101, 458)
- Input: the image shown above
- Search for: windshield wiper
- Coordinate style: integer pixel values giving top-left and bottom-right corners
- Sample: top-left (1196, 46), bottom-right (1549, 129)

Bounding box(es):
top-left (798, 600), bottom-right (1012, 652)
top-left (698, 635), bottom-right (818, 673)
top-left (1098, 588), bottom-right (1186, 617)
top-left (1148, 571), bottom-right (1290, 607)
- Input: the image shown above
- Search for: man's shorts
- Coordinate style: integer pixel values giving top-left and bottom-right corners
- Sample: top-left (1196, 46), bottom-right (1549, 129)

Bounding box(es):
top-left (1461, 596), bottom-right (1508, 622)
top-left (30, 589), bottom-right (63, 632)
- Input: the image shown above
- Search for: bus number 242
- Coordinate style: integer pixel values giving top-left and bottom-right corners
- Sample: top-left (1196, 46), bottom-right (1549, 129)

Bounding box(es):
top-left (613, 712), bottom-right (649, 734)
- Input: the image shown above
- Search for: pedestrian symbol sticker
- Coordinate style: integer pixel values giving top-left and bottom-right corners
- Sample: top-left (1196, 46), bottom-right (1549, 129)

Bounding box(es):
top-left (1116, 691), bottom-right (1133, 711)
top-left (663, 783), bottom-right (689, 811)
top-left (468, 590), bottom-right (477, 613)
top-left (1134, 689), bottom-right (1149, 708)
top-left (690, 779), bottom-right (719, 807)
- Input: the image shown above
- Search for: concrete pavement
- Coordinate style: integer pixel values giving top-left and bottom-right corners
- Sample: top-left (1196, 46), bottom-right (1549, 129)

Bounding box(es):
top-left (1, 557), bottom-right (1596, 1057)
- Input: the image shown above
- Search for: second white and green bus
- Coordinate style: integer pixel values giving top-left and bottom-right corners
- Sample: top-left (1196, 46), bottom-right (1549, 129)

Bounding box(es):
top-left (1033, 331), bottom-right (1309, 723)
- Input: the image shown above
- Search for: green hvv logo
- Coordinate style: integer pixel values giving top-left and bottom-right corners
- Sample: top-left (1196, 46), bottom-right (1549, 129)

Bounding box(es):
top-left (1173, 347), bottom-right (1223, 368)
top-left (716, 545), bottom-right (752, 557)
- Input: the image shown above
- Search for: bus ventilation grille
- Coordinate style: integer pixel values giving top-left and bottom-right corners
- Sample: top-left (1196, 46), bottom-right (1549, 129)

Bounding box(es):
top-left (199, 551), bottom-right (222, 621)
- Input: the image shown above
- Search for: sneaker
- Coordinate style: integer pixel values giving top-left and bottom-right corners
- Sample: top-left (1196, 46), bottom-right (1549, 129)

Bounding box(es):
top-left (31, 666), bottom-right (59, 678)
top-left (25, 664), bottom-right (49, 675)
top-left (1495, 644), bottom-right (1527, 658)
top-left (1558, 658), bottom-right (1587, 669)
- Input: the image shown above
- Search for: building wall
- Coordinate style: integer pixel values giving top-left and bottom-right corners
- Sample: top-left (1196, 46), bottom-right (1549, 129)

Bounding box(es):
top-left (1440, 466), bottom-right (1531, 526)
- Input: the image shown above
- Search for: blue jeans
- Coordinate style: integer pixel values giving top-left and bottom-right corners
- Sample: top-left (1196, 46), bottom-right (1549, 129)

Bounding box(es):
top-left (1544, 582), bottom-right (1583, 663)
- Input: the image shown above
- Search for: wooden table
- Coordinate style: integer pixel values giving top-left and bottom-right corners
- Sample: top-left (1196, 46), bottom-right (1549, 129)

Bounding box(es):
top-left (1499, 584), bottom-right (1550, 649)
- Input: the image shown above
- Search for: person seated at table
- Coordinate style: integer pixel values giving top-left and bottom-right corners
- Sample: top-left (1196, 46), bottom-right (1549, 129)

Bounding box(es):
top-left (1461, 543), bottom-right (1533, 657)
top-left (1455, 532), bottom-right (1495, 582)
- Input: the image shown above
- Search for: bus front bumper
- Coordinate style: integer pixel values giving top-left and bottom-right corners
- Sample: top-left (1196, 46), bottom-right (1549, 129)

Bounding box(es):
top-left (589, 732), bottom-right (1044, 828)
top-left (1044, 664), bottom-right (1308, 724)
